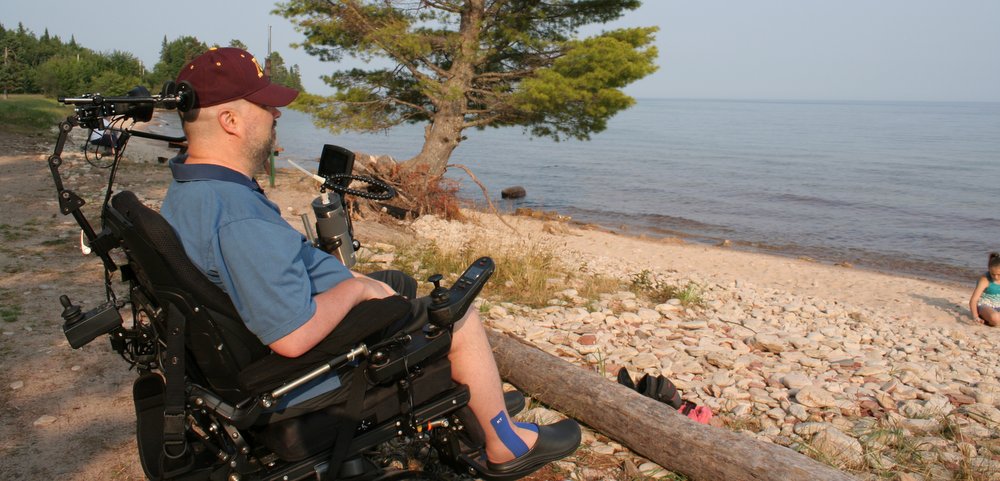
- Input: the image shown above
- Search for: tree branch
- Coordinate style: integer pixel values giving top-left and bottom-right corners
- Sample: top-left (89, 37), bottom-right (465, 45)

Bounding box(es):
top-left (447, 163), bottom-right (519, 234)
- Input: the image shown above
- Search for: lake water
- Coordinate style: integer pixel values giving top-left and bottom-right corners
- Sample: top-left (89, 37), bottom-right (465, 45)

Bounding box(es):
top-left (150, 99), bottom-right (1000, 285)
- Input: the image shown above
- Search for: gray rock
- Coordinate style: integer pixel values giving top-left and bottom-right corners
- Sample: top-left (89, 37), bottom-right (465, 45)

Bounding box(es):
top-left (679, 320), bottom-right (708, 330)
top-left (752, 333), bottom-right (788, 353)
top-left (788, 403), bottom-right (809, 421)
top-left (501, 186), bottom-right (526, 199)
top-left (793, 422), bottom-right (833, 437)
top-left (33, 415), bottom-right (57, 426)
top-left (811, 427), bottom-right (863, 467)
top-left (958, 403), bottom-right (1000, 424)
top-left (795, 386), bottom-right (838, 408)
top-left (781, 372), bottom-right (813, 390)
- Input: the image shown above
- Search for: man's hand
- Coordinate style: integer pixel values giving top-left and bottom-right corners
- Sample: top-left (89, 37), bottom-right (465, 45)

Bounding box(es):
top-left (354, 275), bottom-right (396, 299)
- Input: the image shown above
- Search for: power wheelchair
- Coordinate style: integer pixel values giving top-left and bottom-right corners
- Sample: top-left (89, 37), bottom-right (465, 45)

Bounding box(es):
top-left (47, 87), bottom-right (534, 481)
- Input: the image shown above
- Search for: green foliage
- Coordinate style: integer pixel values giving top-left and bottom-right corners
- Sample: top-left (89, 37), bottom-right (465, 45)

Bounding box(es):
top-left (0, 304), bottom-right (21, 323)
top-left (277, 0), bottom-right (658, 173)
top-left (266, 51), bottom-right (304, 91)
top-left (0, 95), bottom-right (72, 134)
top-left (35, 50), bottom-right (143, 97)
top-left (1, 23), bottom-right (143, 97)
top-left (628, 270), bottom-right (703, 306)
top-left (148, 36), bottom-right (208, 89)
top-left (514, 27), bottom-right (659, 140)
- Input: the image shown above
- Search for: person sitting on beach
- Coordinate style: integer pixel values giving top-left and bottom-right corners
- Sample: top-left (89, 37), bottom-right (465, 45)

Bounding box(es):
top-left (87, 119), bottom-right (121, 156)
top-left (968, 252), bottom-right (1000, 327)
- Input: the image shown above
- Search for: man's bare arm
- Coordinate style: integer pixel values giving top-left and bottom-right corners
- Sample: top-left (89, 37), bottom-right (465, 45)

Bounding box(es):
top-left (269, 276), bottom-right (395, 357)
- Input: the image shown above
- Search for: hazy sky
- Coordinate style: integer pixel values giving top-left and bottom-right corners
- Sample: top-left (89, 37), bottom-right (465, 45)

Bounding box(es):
top-left (5, 0), bottom-right (999, 102)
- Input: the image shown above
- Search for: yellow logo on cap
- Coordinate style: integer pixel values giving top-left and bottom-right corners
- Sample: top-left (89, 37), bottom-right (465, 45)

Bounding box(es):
top-left (250, 56), bottom-right (264, 78)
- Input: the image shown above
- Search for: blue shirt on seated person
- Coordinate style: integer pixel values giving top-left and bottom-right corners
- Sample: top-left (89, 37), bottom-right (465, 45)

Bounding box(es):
top-left (161, 155), bottom-right (353, 346)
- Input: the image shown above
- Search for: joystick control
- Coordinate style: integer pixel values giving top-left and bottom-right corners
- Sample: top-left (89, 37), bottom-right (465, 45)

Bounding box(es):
top-left (60, 295), bottom-right (83, 324)
top-left (428, 274), bottom-right (449, 305)
top-left (426, 257), bottom-right (495, 328)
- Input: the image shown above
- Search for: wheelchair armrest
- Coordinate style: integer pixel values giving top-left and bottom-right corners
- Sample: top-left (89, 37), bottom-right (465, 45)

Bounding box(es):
top-left (238, 297), bottom-right (410, 394)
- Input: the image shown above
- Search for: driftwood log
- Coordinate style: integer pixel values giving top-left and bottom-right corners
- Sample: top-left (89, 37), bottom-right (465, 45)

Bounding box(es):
top-left (487, 330), bottom-right (858, 481)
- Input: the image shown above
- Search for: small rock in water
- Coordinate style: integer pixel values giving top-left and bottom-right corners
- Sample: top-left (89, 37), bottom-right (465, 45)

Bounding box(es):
top-left (501, 186), bottom-right (526, 199)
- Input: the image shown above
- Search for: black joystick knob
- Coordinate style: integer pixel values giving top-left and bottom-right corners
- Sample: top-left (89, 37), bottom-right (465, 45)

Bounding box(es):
top-left (428, 274), bottom-right (449, 306)
top-left (60, 295), bottom-right (83, 324)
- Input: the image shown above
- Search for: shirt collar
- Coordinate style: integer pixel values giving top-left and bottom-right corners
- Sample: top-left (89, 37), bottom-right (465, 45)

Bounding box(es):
top-left (168, 154), bottom-right (264, 194)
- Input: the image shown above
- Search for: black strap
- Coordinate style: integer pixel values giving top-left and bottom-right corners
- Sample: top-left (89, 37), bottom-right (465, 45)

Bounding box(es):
top-left (324, 359), bottom-right (369, 481)
top-left (159, 303), bottom-right (193, 477)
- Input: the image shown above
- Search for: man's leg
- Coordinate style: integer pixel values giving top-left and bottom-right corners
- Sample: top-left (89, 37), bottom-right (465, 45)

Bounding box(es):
top-left (449, 310), bottom-right (538, 463)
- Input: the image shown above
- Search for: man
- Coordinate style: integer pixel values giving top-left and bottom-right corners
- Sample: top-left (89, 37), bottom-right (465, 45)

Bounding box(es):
top-left (160, 47), bottom-right (579, 477)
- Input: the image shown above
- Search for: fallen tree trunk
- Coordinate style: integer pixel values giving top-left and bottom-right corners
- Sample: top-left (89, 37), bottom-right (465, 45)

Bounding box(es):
top-left (487, 330), bottom-right (857, 481)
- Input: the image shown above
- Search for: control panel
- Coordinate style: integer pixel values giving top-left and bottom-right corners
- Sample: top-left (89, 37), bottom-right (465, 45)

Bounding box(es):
top-left (427, 257), bottom-right (495, 328)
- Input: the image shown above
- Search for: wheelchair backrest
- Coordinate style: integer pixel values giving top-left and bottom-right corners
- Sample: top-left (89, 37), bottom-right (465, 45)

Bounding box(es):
top-left (106, 191), bottom-right (271, 402)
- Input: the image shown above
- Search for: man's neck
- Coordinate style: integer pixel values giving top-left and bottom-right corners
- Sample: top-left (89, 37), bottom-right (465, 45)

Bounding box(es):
top-left (184, 150), bottom-right (254, 179)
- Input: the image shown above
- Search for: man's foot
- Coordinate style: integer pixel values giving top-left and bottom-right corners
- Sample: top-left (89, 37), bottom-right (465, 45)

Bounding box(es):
top-left (485, 418), bottom-right (581, 478)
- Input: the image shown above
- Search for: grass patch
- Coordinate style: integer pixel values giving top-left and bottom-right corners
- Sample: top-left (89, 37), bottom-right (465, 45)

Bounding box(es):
top-left (1, 304), bottom-right (22, 323)
top-left (628, 269), bottom-right (703, 306)
top-left (357, 234), bottom-right (624, 308)
top-left (0, 224), bottom-right (31, 242)
top-left (828, 414), bottom-right (1000, 481)
top-left (390, 237), bottom-right (561, 307)
top-left (0, 95), bottom-right (73, 135)
top-left (722, 415), bottom-right (763, 434)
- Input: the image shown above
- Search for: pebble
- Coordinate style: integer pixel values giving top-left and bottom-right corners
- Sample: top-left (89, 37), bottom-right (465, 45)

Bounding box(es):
top-left (10, 381), bottom-right (24, 390)
top-left (637, 462), bottom-right (669, 478)
top-left (794, 385), bottom-right (838, 408)
top-left (781, 372), bottom-right (812, 390)
top-left (812, 427), bottom-right (863, 466)
top-left (33, 415), bottom-right (57, 426)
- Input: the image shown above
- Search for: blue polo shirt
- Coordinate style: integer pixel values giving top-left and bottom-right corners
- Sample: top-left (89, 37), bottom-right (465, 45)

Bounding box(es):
top-left (161, 155), bottom-right (353, 346)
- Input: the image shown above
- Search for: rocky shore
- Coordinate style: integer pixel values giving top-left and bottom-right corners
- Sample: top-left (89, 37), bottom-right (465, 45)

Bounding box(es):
top-left (404, 213), bottom-right (1000, 480)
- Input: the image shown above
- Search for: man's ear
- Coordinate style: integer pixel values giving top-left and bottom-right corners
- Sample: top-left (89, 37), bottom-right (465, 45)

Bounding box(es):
top-left (216, 106), bottom-right (242, 136)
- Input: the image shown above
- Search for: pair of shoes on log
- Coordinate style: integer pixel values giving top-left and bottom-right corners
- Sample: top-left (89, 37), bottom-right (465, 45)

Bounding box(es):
top-left (617, 367), bottom-right (713, 424)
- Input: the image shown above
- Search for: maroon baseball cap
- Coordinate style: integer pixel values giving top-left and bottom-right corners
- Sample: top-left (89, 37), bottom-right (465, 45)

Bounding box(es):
top-left (177, 47), bottom-right (298, 109)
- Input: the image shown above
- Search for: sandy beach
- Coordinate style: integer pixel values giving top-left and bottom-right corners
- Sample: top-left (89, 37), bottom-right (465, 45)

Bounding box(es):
top-left (1, 127), bottom-right (997, 480)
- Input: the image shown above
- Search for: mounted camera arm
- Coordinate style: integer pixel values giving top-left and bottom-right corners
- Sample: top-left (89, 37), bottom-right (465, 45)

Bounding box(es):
top-left (48, 85), bottom-right (189, 272)
top-left (48, 116), bottom-right (119, 271)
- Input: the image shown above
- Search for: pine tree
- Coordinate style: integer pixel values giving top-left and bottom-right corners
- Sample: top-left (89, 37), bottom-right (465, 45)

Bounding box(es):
top-left (278, 0), bottom-right (658, 176)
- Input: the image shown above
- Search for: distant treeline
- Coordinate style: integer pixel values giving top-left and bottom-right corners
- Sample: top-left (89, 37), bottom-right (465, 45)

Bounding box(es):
top-left (0, 23), bottom-right (304, 99)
